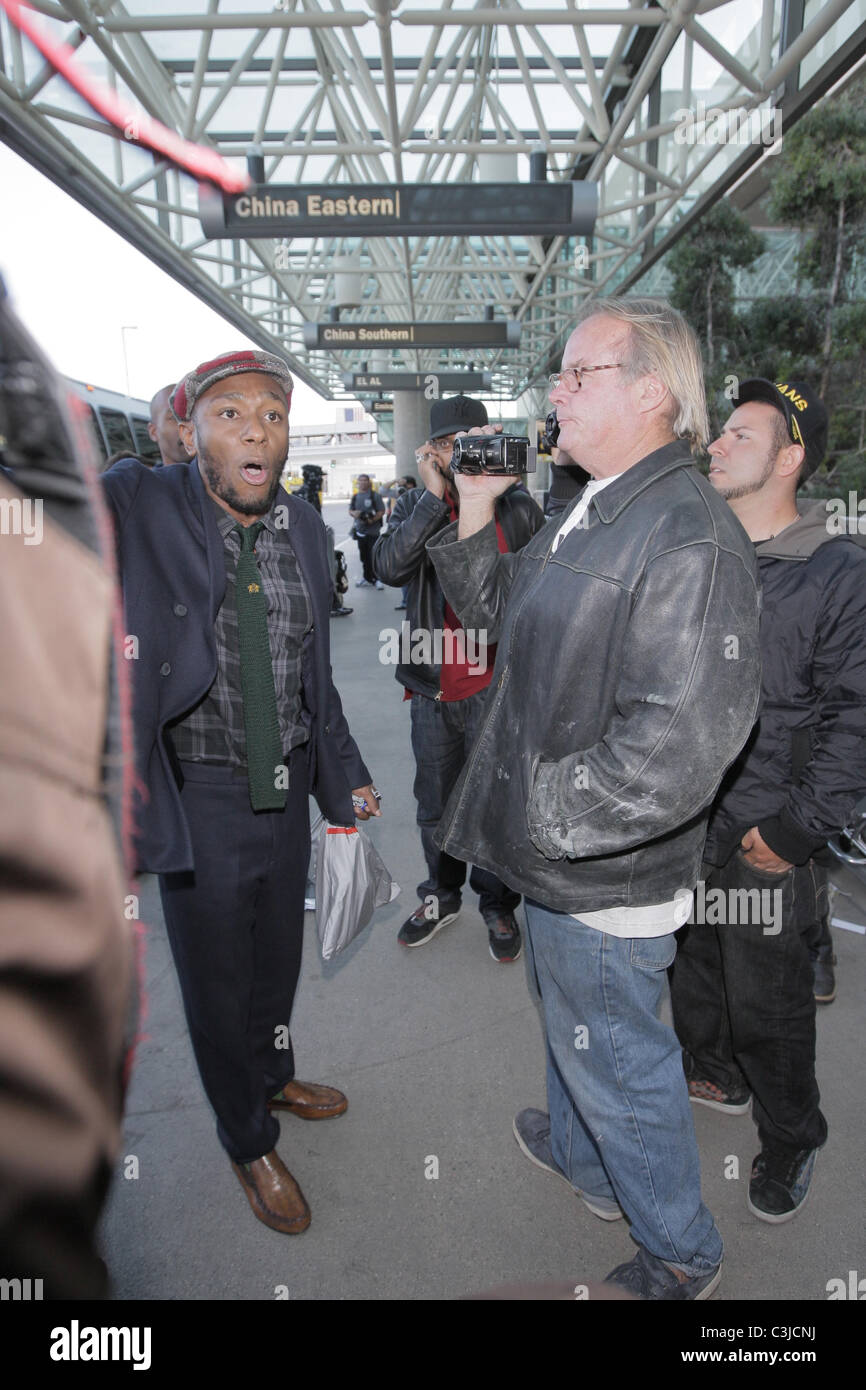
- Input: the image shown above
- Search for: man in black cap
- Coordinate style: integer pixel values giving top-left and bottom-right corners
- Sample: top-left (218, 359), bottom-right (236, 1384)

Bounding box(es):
top-left (373, 394), bottom-right (544, 961)
top-left (101, 349), bottom-right (379, 1234)
top-left (670, 378), bottom-right (866, 1223)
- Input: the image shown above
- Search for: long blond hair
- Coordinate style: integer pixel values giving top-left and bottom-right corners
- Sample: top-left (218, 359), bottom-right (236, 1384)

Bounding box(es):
top-left (575, 297), bottom-right (709, 452)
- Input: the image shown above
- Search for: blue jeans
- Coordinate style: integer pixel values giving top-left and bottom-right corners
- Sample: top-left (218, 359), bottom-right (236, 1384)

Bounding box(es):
top-left (525, 900), bottom-right (723, 1275)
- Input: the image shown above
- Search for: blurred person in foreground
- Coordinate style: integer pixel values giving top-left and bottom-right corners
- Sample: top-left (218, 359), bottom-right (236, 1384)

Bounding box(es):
top-left (426, 299), bottom-right (762, 1298)
top-left (374, 395), bottom-right (544, 963)
top-left (670, 378), bottom-right (866, 1223)
top-left (100, 349), bottom-right (378, 1235)
top-left (0, 273), bottom-right (135, 1296)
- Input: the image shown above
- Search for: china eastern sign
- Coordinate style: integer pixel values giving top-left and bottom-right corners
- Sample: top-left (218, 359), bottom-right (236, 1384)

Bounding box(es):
top-left (304, 320), bottom-right (520, 349)
top-left (345, 371), bottom-right (491, 392)
top-left (199, 182), bottom-right (597, 239)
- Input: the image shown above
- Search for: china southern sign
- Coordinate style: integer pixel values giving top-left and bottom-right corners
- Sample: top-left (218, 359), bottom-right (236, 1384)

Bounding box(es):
top-left (199, 182), bottom-right (597, 239)
top-left (304, 320), bottom-right (520, 349)
top-left (345, 371), bottom-right (492, 392)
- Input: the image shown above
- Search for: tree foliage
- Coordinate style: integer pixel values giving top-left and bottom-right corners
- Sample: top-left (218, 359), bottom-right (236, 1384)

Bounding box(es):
top-left (668, 200), bottom-right (764, 373)
top-left (661, 87), bottom-right (866, 498)
top-left (768, 103), bottom-right (866, 400)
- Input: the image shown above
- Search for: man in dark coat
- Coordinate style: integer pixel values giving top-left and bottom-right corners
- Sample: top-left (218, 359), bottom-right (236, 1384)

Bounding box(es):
top-left (670, 378), bottom-right (866, 1225)
top-left (373, 394), bottom-right (545, 963)
top-left (102, 349), bottom-right (379, 1234)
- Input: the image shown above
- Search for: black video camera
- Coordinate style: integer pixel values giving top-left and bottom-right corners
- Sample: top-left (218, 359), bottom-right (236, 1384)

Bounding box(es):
top-left (450, 433), bottom-right (536, 476)
top-left (541, 410), bottom-right (560, 452)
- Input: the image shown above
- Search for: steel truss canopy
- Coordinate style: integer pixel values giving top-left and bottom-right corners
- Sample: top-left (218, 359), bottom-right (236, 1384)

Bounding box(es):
top-left (1, 0), bottom-right (864, 404)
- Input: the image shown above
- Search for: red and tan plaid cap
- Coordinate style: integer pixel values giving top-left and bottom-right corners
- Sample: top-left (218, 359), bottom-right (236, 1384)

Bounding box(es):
top-left (170, 349), bottom-right (294, 421)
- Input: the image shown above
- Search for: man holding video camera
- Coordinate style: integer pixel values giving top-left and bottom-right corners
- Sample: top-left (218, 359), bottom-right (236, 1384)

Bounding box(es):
top-left (425, 299), bottom-right (762, 1298)
top-left (373, 395), bottom-right (544, 962)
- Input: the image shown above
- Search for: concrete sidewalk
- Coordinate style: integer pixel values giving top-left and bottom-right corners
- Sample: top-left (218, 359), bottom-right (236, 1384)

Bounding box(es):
top-left (99, 506), bottom-right (866, 1301)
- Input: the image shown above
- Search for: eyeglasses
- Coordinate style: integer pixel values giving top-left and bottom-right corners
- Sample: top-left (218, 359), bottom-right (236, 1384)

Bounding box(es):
top-left (548, 364), bottom-right (623, 393)
top-left (427, 434), bottom-right (456, 450)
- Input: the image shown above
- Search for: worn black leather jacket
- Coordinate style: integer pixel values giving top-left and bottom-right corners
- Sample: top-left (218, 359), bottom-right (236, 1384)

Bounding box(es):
top-left (373, 482), bottom-right (545, 698)
top-left (426, 442), bottom-right (763, 911)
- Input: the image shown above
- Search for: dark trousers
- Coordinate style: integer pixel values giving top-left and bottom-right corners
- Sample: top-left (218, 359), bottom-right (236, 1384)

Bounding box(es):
top-left (356, 531), bottom-right (378, 582)
top-left (159, 747), bottom-right (310, 1163)
top-left (410, 688), bottom-right (520, 918)
top-left (670, 850), bottom-right (828, 1155)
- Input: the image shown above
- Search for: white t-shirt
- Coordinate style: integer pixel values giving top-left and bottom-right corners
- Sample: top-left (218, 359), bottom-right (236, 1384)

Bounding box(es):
top-left (551, 472), bottom-right (620, 553)
top-left (551, 472), bottom-right (691, 937)
top-left (572, 896), bottom-right (694, 939)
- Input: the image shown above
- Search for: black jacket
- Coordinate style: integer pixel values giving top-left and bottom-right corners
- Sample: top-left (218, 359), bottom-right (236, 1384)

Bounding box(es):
top-left (101, 460), bottom-right (370, 874)
top-left (426, 442), bottom-right (762, 911)
top-left (704, 500), bottom-right (866, 867)
top-left (372, 482), bottom-right (545, 698)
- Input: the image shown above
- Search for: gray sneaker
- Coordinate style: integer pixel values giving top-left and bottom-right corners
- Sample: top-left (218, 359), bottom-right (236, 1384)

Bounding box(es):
top-left (604, 1246), bottom-right (722, 1301)
top-left (748, 1146), bottom-right (818, 1223)
top-left (512, 1109), bottom-right (624, 1221)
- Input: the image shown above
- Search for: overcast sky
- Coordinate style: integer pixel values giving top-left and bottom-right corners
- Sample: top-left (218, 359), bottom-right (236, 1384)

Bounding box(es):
top-left (0, 142), bottom-right (352, 427)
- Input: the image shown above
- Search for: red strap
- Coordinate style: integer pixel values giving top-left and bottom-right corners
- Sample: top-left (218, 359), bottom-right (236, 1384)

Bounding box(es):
top-left (326, 826), bottom-right (358, 836)
top-left (0, 0), bottom-right (250, 192)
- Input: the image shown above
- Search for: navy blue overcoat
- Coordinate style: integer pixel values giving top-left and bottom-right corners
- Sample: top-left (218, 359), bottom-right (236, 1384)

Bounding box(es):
top-left (102, 458), bottom-right (370, 874)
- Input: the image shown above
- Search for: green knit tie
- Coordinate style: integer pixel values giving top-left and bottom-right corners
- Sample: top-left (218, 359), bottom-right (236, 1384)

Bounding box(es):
top-left (235, 521), bottom-right (286, 811)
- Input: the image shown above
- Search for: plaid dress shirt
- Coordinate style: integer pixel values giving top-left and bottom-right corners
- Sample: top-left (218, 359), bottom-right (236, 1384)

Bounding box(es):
top-left (170, 495), bottom-right (312, 768)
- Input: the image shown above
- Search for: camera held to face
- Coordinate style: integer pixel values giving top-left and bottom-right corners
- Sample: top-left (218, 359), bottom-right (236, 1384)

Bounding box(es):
top-left (541, 410), bottom-right (560, 452)
top-left (450, 433), bottom-right (537, 476)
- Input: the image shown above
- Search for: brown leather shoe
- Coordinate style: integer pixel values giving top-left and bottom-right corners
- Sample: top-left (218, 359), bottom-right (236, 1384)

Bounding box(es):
top-left (231, 1150), bottom-right (311, 1234)
top-left (268, 1079), bottom-right (348, 1119)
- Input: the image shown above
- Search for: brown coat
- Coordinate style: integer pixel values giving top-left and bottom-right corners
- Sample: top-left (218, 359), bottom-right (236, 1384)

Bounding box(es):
top-left (0, 473), bottom-right (134, 1297)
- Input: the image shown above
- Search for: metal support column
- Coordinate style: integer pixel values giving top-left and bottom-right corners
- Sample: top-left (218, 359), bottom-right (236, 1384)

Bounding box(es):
top-left (392, 391), bottom-right (432, 474)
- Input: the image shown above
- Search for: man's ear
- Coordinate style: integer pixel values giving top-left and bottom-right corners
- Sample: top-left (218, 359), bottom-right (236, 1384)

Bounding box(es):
top-left (637, 373), bottom-right (669, 417)
top-left (147, 422), bottom-right (158, 443)
top-left (777, 442), bottom-right (805, 481)
top-left (178, 419), bottom-right (196, 458)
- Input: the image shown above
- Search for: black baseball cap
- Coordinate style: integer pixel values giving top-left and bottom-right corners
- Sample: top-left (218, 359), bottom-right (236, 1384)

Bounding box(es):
top-left (429, 394), bottom-right (488, 440)
top-left (732, 378), bottom-right (828, 478)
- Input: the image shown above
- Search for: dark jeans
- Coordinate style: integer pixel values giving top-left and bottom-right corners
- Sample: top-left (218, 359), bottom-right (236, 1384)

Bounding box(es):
top-left (159, 747), bottom-right (310, 1163)
top-left (356, 530), bottom-right (378, 582)
top-left (670, 849), bottom-right (829, 1155)
top-left (410, 688), bottom-right (520, 919)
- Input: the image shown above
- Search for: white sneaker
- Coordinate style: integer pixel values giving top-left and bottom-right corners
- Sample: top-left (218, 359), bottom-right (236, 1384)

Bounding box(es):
top-left (355, 578), bottom-right (371, 588)
top-left (375, 580), bottom-right (384, 590)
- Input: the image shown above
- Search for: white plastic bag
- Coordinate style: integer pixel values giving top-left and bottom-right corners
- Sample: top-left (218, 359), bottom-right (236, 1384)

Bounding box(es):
top-left (311, 814), bottom-right (400, 960)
